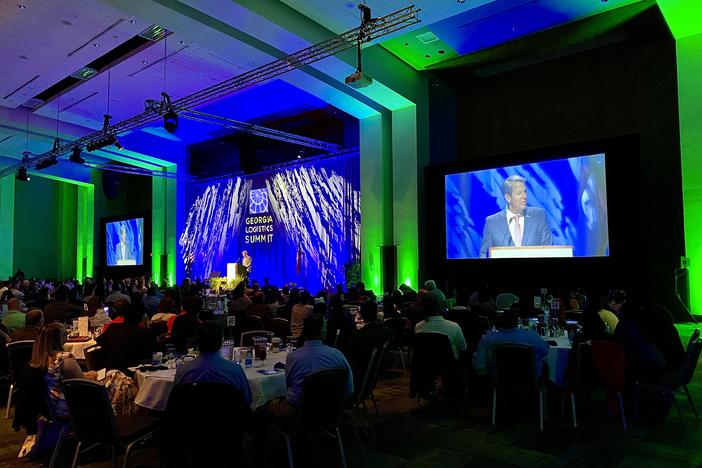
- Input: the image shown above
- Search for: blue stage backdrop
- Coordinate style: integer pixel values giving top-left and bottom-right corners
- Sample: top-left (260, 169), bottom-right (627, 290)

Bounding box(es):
top-left (179, 153), bottom-right (361, 292)
top-left (445, 153), bottom-right (609, 259)
top-left (106, 218), bottom-right (144, 266)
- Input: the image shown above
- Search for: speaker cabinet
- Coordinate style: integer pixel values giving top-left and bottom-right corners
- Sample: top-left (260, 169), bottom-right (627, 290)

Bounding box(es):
top-left (381, 245), bottom-right (397, 293)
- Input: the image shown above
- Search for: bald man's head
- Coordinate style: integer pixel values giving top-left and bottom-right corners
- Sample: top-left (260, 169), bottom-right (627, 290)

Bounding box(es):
top-left (25, 308), bottom-right (43, 328)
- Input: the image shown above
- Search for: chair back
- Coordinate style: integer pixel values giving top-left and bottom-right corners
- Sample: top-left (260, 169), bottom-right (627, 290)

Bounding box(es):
top-left (681, 336), bottom-right (702, 386)
top-left (353, 348), bottom-right (378, 404)
top-left (493, 344), bottom-right (537, 393)
top-left (383, 317), bottom-right (409, 348)
top-left (590, 340), bottom-right (627, 393)
top-left (297, 368), bottom-right (349, 432)
top-left (496, 293), bottom-right (519, 310)
top-left (366, 341), bottom-right (389, 397)
top-left (7, 340), bottom-right (34, 384)
top-left (162, 382), bottom-right (250, 464)
top-left (240, 329), bottom-right (273, 347)
top-left (478, 316), bottom-right (490, 334)
top-left (62, 378), bottom-right (119, 446)
top-left (409, 332), bottom-right (454, 398)
top-left (266, 318), bottom-right (291, 338)
top-left (84, 345), bottom-right (107, 371)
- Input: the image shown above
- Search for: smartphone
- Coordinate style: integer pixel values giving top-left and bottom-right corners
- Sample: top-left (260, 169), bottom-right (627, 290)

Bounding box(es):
top-left (84, 303), bottom-right (88, 312)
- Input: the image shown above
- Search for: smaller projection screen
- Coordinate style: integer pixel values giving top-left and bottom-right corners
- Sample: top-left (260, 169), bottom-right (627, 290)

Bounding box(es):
top-left (445, 153), bottom-right (609, 259)
top-left (105, 217), bottom-right (144, 266)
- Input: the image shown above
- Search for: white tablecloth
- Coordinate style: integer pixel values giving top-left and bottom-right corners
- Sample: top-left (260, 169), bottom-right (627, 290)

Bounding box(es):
top-left (64, 339), bottom-right (97, 360)
top-left (546, 336), bottom-right (572, 387)
top-left (134, 351), bottom-right (288, 411)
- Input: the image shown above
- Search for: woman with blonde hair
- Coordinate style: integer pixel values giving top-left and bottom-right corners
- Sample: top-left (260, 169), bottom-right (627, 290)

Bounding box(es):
top-left (30, 323), bottom-right (97, 419)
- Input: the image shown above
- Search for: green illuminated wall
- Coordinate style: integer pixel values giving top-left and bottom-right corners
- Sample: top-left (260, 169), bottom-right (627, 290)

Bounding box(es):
top-left (152, 165), bottom-right (178, 287)
top-left (658, 0), bottom-right (702, 313)
top-left (360, 114), bottom-right (385, 292)
top-left (0, 176), bottom-right (15, 279)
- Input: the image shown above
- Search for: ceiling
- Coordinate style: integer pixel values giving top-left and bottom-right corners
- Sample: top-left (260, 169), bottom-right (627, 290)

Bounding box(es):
top-left (0, 0), bottom-right (650, 175)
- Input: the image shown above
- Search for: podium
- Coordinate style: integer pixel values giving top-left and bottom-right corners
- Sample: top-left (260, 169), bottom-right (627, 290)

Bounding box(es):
top-left (226, 263), bottom-right (245, 281)
top-left (489, 246), bottom-right (573, 259)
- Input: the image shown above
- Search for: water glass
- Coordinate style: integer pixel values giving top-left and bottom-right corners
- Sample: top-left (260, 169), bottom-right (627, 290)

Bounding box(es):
top-left (151, 351), bottom-right (163, 366)
top-left (271, 337), bottom-right (282, 353)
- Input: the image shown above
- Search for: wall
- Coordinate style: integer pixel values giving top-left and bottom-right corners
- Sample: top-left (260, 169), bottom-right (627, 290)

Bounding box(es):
top-left (426, 8), bottom-right (685, 314)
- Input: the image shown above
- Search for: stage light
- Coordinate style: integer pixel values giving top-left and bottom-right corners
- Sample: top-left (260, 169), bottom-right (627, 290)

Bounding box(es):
top-left (69, 146), bottom-right (85, 164)
top-left (35, 155), bottom-right (58, 170)
top-left (358, 4), bottom-right (372, 24)
top-left (163, 110), bottom-right (178, 134)
top-left (16, 167), bottom-right (29, 181)
top-left (86, 134), bottom-right (117, 152)
top-left (114, 139), bottom-right (124, 151)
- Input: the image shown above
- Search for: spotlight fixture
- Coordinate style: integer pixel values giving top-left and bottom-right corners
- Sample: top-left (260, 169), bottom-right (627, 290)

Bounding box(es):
top-left (35, 155), bottom-right (58, 170)
top-left (16, 167), bottom-right (29, 181)
top-left (69, 146), bottom-right (85, 164)
top-left (163, 110), bottom-right (178, 134)
top-left (114, 139), bottom-right (124, 151)
top-left (358, 4), bottom-right (372, 25)
top-left (86, 134), bottom-right (117, 152)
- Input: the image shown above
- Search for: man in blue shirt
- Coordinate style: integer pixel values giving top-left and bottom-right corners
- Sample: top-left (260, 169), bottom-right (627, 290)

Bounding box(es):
top-left (472, 310), bottom-right (550, 377)
top-left (174, 320), bottom-right (252, 407)
top-left (268, 313), bottom-right (353, 419)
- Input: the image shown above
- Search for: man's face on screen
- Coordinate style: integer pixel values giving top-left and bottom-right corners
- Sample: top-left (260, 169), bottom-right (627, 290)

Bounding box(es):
top-left (505, 182), bottom-right (527, 214)
top-left (120, 227), bottom-right (126, 243)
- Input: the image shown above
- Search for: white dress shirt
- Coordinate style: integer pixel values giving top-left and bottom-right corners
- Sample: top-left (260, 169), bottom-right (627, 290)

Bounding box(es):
top-left (505, 209), bottom-right (526, 247)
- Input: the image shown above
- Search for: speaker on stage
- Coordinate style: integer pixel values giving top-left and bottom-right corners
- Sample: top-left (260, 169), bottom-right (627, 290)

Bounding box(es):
top-left (381, 245), bottom-right (397, 293)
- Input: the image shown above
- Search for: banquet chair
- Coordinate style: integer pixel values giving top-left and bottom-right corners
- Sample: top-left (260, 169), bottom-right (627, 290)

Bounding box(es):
top-left (342, 347), bottom-right (378, 438)
top-left (409, 333), bottom-right (455, 401)
top-left (492, 344), bottom-right (545, 432)
top-left (270, 368), bottom-right (350, 468)
top-left (240, 330), bottom-right (274, 347)
top-left (5, 340), bottom-right (34, 419)
top-left (267, 318), bottom-right (292, 338)
top-left (62, 378), bottom-right (157, 468)
top-left (634, 332), bottom-right (702, 424)
top-left (161, 382), bottom-right (250, 467)
top-left (590, 340), bottom-right (628, 430)
top-left (84, 345), bottom-right (108, 372)
top-left (384, 317), bottom-right (410, 374)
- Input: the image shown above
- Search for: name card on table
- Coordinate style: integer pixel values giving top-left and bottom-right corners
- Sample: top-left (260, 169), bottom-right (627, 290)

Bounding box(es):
top-left (78, 316), bottom-right (89, 337)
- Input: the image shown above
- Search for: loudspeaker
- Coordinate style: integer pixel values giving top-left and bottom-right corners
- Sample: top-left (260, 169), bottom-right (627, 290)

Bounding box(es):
top-left (381, 245), bottom-right (397, 293)
top-left (161, 254), bottom-right (169, 284)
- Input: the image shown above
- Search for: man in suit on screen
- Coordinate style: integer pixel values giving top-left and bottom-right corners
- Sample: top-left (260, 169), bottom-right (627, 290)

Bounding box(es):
top-left (114, 224), bottom-right (135, 264)
top-left (479, 175), bottom-right (552, 258)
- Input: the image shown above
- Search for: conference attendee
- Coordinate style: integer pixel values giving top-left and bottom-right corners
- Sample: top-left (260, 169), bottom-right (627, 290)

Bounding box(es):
top-left (114, 224), bottom-right (135, 263)
top-left (415, 297), bottom-right (467, 360)
top-left (479, 175), bottom-right (552, 258)
top-left (356, 281), bottom-right (376, 302)
top-left (247, 291), bottom-right (273, 322)
top-left (470, 283), bottom-right (497, 323)
top-left (638, 304), bottom-right (685, 373)
top-left (399, 283), bottom-right (418, 304)
top-left (96, 303), bottom-right (155, 371)
top-left (444, 279), bottom-right (457, 301)
top-left (261, 278), bottom-right (280, 305)
top-left (142, 286), bottom-right (161, 317)
top-left (267, 314), bottom-right (353, 420)
top-left (105, 283), bottom-right (130, 305)
top-left (2, 298), bottom-right (25, 333)
top-left (43, 285), bottom-right (82, 324)
top-left (612, 300), bottom-right (665, 382)
top-left (102, 299), bottom-right (129, 333)
top-left (424, 280), bottom-right (447, 307)
top-left (171, 295), bottom-right (203, 354)
top-left (344, 301), bottom-right (393, 391)
top-left (10, 308), bottom-right (43, 342)
top-left (228, 282), bottom-right (252, 313)
top-left (86, 296), bottom-right (111, 330)
top-left (174, 321), bottom-right (253, 406)
top-left (472, 309), bottom-right (550, 377)
top-left (290, 291), bottom-right (314, 339)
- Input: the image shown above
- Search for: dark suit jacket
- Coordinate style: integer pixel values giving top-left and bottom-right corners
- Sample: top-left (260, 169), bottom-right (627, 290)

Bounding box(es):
top-left (480, 207), bottom-right (552, 258)
top-left (171, 313), bottom-right (201, 354)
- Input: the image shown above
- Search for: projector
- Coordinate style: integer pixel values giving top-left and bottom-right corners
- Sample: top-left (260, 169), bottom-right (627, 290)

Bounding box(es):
top-left (344, 71), bottom-right (373, 88)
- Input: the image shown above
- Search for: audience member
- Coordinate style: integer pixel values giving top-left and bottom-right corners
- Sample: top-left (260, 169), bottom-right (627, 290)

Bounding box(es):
top-left (472, 309), bottom-right (549, 377)
top-left (96, 303), bottom-right (155, 371)
top-left (105, 283), bottom-right (130, 304)
top-left (267, 314), bottom-right (353, 420)
top-left (247, 291), bottom-right (273, 322)
top-left (424, 280), bottom-right (447, 307)
top-left (174, 321), bottom-right (253, 407)
top-left (43, 286), bottom-right (82, 324)
top-left (345, 301), bottom-right (393, 392)
top-left (290, 291), bottom-right (314, 339)
top-left (415, 296), bottom-right (467, 360)
top-left (2, 298), bottom-right (25, 333)
top-left (86, 296), bottom-right (111, 329)
top-left (143, 286), bottom-right (161, 317)
top-left (171, 295), bottom-right (203, 353)
top-left (10, 308), bottom-right (43, 342)
top-left (638, 304), bottom-right (685, 373)
top-left (613, 300), bottom-right (665, 382)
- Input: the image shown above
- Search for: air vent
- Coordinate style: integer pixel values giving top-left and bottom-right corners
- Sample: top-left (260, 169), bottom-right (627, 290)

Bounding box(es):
top-left (139, 24), bottom-right (168, 41)
top-left (70, 66), bottom-right (98, 81)
top-left (416, 31), bottom-right (439, 44)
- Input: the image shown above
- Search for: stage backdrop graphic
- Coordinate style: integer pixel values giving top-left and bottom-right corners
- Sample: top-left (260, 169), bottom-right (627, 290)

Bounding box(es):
top-left (179, 153), bottom-right (361, 292)
top-left (445, 153), bottom-right (609, 259)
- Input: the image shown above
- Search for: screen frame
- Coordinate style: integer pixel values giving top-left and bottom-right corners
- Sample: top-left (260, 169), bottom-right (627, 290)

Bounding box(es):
top-left (99, 211), bottom-right (152, 278)
top-left (423, 136), bottom-right (641, 292)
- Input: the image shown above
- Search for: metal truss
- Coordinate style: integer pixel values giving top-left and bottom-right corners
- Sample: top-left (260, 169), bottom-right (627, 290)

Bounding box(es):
top-left (0, 5), bottom-right (420, 178)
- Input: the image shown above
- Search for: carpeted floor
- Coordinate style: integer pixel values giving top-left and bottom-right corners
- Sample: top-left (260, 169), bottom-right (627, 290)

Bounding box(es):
top-left (1, 323), bottom-right (700, 467)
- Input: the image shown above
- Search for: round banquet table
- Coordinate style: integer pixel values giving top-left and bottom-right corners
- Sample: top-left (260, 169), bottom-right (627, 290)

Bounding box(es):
top-left (63, 339), bottom-right (97, 360)
top-left (133, 350), bottom-right (288, 411)
top-left (546, 335), bottom-right (572, 387)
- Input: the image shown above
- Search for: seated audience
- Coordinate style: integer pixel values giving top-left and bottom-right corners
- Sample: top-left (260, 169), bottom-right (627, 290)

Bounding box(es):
top-left (415, 296), bottom-right (467, 360)
top-left (613, 300), bottom-right (666, 382)
top-left (268, 314), bottom-right (353, 420)
top-left (472, 309), bottom-right (549, 377)
top-left (96, 303), bottom-right (155, 371)
top-left (10, 308), bottom-right (43, 342)
top-left (424, 280), bottom-right (447, 307)
top-left (229, 282), bottom-right (252, 313)
top-left (142, 286), bottom-right (161, 317)
top-left (171, 295), bottom-right (203, 353)
top-left (638, 304), bottom-right (685, 373)
top-left (86, 296), bottom-right (111, 330)
top-left (105, 283), bottom-right (130, 304)
top-left (444, 279), bottom-right (457, 301)
top-left (43, 285), bottom-right (82, 324)
top-left (2, 298), bottom-right (26, 333)
top-left (101, 299), bottom-right (129, 333)
top-left (247, 291), bottom-right (273, 322)
top-left (174, 321), bottom-right (252, 407)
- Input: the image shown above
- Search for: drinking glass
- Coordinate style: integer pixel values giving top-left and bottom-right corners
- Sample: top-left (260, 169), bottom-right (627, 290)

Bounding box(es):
top-left (253, 336), bottom-right (268, 367)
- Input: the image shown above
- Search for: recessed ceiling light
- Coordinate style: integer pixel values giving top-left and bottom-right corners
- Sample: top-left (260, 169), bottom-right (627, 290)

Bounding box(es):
top-left (438, 50), bottom-right (445, 55)
top-left (93, 42), bottom-right (100, 47)
top-left (424, 54), bottom-right (431, 59)
top-left (141, 60), bottom-right (148, 65)
top-left (129, 19), bottom-right (136, 24)
top-left (18, 4), bottom-right (26, 9)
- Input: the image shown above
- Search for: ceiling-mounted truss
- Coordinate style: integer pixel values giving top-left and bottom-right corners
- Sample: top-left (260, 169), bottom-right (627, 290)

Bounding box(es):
top-left (0, 5), bottom-right (420, 178)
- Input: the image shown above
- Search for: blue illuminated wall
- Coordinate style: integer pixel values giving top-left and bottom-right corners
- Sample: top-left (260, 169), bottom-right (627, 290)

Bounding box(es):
top-left (179, 152), bottom-right (360, 292)
top-left (445, 154), bottom-right (609, 258)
